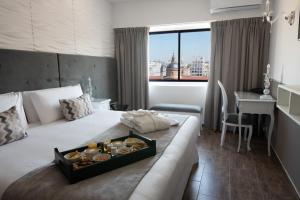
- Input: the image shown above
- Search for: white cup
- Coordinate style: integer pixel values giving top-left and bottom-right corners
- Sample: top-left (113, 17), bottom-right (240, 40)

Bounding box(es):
top-left (111, 147), bottom-right (117, 156)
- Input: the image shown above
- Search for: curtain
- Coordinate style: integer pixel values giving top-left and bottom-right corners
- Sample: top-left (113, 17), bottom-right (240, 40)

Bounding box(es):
top-left (114, 27), bottom-right (149, 110)
top-left (204, 17), bottom-right (270, 130)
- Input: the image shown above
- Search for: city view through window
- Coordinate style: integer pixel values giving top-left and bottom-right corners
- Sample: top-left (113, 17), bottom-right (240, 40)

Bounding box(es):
top-left (149, 30), bottom-right (211, 81)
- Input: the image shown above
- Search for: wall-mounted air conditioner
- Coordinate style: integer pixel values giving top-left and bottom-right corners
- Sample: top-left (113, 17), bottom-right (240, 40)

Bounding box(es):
top-left (210, 0), bottom-right (263, 14)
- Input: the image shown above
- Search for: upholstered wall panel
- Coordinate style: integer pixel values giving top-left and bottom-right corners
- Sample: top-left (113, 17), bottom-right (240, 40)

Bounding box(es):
top-left (58, 54), bottom-right (117, 101)
top-left (74, 0), bottom-right (114, 57)
top-left (31, 0), bottom-right (76, 54)
top-left (0, 0), bottom-right (114, 57)
top-left (0, 0), bottom-right (33, 51)
top-left (0, 49), bottom-right (59, 93)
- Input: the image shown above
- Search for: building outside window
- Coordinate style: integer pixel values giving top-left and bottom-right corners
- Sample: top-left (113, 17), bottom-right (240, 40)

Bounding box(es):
top-left (149, 29), bottom-right (211, 81)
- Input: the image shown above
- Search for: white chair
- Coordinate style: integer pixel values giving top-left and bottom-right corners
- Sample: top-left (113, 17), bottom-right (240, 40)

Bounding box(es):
top-left (218, 80), bottom-right (253, 152)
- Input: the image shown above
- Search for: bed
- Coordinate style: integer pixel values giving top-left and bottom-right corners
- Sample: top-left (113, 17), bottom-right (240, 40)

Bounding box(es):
top-left (0, 110), bottom-right (199, 200)
top-left (0, 49), bottom-right (199, 200)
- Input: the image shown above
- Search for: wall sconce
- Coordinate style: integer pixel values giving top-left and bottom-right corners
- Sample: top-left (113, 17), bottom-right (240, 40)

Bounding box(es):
top-left (262, 0), bottom-right (276, 25)
top-left (263, 0), bottom-right (296, 27)
top-left (284, 11), bottom-right (295, 26)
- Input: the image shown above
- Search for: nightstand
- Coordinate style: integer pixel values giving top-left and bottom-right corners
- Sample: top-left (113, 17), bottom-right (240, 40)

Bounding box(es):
top-left (91, 98), bottom-right (111, 110)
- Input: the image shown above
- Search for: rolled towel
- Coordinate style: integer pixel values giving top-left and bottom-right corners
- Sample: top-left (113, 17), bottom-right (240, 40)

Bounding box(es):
top-left (121, 109), bottom-right (153, 118)
top-left (121, 110), bottom-right (149, 129)
top-left (120, 109), bottom-right (176, 133)
top-left (120, 117), bottom-right (134, 128)
top-left (132, 112), bottom-right (170, 133)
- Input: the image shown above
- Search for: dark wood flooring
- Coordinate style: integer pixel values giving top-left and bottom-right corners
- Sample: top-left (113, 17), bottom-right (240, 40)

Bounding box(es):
top-left (183, 130), bottom-right (300, 200)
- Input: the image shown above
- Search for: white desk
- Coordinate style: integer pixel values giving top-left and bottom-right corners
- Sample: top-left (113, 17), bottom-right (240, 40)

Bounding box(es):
top-left (234, 92), bottom-right (276, 156)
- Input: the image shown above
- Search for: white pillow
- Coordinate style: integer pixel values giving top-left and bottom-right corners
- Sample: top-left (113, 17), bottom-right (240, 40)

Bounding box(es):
top-left (22, 91), bottom-right (40, 124)
top-left (23, 87), bottom-right (77, 124)
top-left (30, 85), bottom-right (83, 124)
top-left (0, 92), bottom-right (28, 129)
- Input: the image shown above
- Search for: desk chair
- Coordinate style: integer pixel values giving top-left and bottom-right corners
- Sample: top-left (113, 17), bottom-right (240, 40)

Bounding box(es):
top-left (218, 80), bottom-right (253, 152)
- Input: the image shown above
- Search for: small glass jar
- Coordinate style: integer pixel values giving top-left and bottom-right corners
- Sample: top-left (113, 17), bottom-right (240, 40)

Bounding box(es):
top-left (103, 139), bottom-right (111, 153)
top-left (106, 144), bottom-right (113, 154)
top-left (111, 146), bottom-right (117, 156)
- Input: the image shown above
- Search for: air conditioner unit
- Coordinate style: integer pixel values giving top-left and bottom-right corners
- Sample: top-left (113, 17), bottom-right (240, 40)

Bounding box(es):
top-left (210, 0), bottom-right (263, 14)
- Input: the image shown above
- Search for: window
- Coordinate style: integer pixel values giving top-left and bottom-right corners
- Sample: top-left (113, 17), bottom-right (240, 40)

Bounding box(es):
top-left (149, 29), bottom-right (210, 81)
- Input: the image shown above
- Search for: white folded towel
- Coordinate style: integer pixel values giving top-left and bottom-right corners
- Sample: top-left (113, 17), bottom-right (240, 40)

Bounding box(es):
top-left (120, 110), bottom-right (178, 133)
top-left (120, 117), bottom-right (134, 128)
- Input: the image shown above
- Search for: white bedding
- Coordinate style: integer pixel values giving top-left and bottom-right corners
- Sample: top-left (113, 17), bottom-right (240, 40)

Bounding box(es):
top-left (0, 110), bottom-right (199, 200)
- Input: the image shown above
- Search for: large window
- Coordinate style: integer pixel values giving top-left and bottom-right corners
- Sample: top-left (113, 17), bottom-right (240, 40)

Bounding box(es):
top-left (149, 29), bottom-right (210, 81)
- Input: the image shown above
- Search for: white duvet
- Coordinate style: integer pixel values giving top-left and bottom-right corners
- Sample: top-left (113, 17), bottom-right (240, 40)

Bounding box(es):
top-left (0, 110), bottom-right (199, 200)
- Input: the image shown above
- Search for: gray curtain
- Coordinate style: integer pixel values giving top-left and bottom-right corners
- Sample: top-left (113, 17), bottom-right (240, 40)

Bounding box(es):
top-left (204, 17), bottom-right (270, 130)
top-left (114, 27), bottom-right (149, 110)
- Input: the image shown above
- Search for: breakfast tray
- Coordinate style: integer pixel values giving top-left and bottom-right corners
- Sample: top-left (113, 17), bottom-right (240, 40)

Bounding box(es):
top-left (54, 131), bottom-right (156, 183)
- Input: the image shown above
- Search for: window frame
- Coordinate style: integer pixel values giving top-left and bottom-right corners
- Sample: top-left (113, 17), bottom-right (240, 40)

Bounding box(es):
top-left (149, 28), bottom-right (211, 82)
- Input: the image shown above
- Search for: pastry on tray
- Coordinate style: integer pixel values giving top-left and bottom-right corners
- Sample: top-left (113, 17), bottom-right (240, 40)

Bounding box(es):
top-left (131, 143), bottom-right (148, 152)
top-left (117, 147), bottom-right (131, 155)
top-left (92, 153), bottom-right (111, 162)
top-left (111, 140), bottom-right (124, 147)
top-left (124, 137), bottom-right (147, 147)
top-left (64, 151), bottom-right (81, 162)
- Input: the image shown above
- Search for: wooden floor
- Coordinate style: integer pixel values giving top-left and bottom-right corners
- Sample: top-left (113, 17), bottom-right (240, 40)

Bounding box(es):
top-left (183, 130), bottom-right (300, 200)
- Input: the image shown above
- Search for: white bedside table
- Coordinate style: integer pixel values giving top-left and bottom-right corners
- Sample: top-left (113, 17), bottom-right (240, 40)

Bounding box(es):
top-left (91, 98), bottom-right (111, 110)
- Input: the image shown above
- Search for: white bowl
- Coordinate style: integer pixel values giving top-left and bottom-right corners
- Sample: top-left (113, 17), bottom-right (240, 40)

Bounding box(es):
top-left (84, 148), bottom-right (99, 159)
top-left (64, 152), bottom-right (81, 162)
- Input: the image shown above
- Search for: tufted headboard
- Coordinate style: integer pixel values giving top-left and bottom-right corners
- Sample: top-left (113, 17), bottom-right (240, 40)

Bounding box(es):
top-left (0, 49), bottom-right (59, 93)
top-left (0, 49), bottom-right (117, 101)
top-left (58, 54), bottom-right (117, 101)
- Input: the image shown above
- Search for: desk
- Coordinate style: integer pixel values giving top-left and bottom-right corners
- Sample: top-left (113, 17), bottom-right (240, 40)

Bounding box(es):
top-left (234, 92), bottom-right (276, 156)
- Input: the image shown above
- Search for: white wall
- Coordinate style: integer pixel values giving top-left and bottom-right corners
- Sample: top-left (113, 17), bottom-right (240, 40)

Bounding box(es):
top-left (0, 0), bottom-right (114, 57)
top-left (112, 0), bottom-right (264, 28)
top-left (269, 0), bottom-right (300, 85)
top-left (149, 81), bottom-right (207, 124)
top-left (149, 82), bottom-right (208, 108)
top-left (269, 1), bottom-right (300, 196)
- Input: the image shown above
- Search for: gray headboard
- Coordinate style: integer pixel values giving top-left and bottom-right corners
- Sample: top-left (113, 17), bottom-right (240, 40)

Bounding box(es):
top-left (0, 49), bottom-right (117, 101)
top-left (0, 49), bottom-right (59, 93)
top-left (58, 54), bottom-right (117, 101)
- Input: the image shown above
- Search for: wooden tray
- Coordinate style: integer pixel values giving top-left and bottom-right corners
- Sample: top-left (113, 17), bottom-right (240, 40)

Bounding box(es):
top-left (54, 131), bottom-right (156, 183)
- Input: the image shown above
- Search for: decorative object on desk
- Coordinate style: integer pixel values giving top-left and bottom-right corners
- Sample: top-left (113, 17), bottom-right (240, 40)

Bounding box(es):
top-left (260, 64), bottom-right (272, 100)
top-left (85, 77), bottom-right (94, 101)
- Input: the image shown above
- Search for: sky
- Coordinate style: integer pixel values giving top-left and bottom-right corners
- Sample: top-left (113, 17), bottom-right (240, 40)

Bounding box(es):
top-left (149, 31), bottom-right (211, 64)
